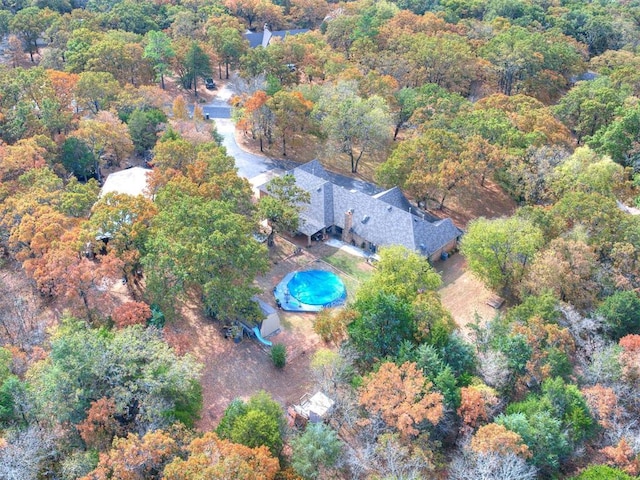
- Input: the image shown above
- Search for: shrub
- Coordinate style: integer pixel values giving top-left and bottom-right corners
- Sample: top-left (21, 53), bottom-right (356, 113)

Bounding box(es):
top-left (291, 423), bottom-right (343, 479)
top-left (571, 465), bottom-right (634, 480)
top-left (271, 344), bottom-right (286, 369)
top-left (216, 391), bottom-right (285, 456)
top-left (598, 291), bottom-right (640, 340)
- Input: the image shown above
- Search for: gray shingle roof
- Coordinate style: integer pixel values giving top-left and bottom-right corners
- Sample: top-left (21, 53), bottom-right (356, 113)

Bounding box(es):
top-left (243, 28), bottom-right (310, 48)
top-left (284, 161), bottom-right (462, 257)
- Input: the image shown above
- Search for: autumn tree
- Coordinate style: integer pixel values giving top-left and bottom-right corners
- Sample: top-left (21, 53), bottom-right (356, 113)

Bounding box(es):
top-left (377, 128), bottom-right (470, 209)
top-left (258, 173), bottom-right (309, 246)
top-left (163, 432), bottom-right (280, 480)
top-left (600, 439), bottom-right (640, 476)
top-left (236, 90), bottom-right (275, 152)
top-left (458, 385), bottom-right (499, 432)
top-left (523, 238), bottom-right (600, 310)
top-left (77, 397), bottom-right (121, 451)
top-left (359, 361), bottom-right (443, 437)
top-left (313, 308), bottom-right (354, 345)
top-left (112, 301), bottom-right (152, 329)
top-left (581, 385), bottom-right (619, 430)
top-left (470, 423), bottom-right (531, 458)
top-left (24, 231), bottom-right (123, 316)
top-left (82, 430), bottom-right (178, 480)
top-left (72, 112), bottom-right (133, 181)
top-left (84, 192), bottom-right (157, 280)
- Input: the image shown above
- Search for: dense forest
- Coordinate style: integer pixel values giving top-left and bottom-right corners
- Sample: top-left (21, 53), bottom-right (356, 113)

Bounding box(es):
top-left (1, 0), bottom-right (640, 478)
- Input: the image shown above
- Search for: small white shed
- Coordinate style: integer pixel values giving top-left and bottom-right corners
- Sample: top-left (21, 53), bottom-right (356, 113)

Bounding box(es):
top-left (257, 298), bottom-right (280, 338)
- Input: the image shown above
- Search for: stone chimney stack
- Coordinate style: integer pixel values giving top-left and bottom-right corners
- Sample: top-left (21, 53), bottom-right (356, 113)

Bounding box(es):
top-left (342, 210), bottom-right (353, 244)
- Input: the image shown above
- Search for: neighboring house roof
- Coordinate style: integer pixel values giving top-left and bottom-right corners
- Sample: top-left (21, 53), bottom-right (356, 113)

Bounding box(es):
top-left (271, 160), bottom-right (462, 257)
top-left (100, 167), bottom-right (151, 198)
top-left (244, 26), bottom-right (310, 48)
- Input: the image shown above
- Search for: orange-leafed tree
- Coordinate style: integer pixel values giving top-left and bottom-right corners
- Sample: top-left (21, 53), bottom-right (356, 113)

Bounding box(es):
top-left (224, 0), bottom-right (261, 29)
top-left (600, 439), bottom-right (640, 476)
top-left (457, 385), bottom-right (499, 432)
top-left (24, 229), bottom-right (123, 316)
top-left (112, 302), bottom-right (152, 329)
top-left (84, 192), bottom-right (157, 280)
top-left (0, 137), bottom-right (49, 182)
top-left (81, 430), bottom-right (178, 480)
top-left (289, 0), bottom-right (328, 29)
top-left (77, 397), bottom-right (122, 451)
top-left (470, 423), bottom-right (531, 458)
top-left (72, 112), bottom-right (134, 180)
top-left (619, 334), bottom-right (640, 384)
top-left (163, 432), bottom-right (280, 480)
top-left (581, 384), bottom-right (619, 429)
top-left (359, 361), bottom-right (443, 437)
top-left (8, 204), bottom-right (76, 263)
top-left (46, 70), bottom-right (79, 112)
top-left (242, 90), bottom-right (274, 153)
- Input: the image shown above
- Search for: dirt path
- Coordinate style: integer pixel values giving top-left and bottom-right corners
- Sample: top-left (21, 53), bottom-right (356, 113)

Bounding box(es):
top-left (436, 253), bottom-right (499, 338)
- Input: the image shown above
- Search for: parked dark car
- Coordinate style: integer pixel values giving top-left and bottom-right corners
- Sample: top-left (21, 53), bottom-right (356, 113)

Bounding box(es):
top-left (205, 78), bottom-right (216, 90)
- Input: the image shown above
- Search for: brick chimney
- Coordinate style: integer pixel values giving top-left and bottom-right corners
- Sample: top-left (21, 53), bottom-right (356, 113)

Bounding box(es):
top-left (342, 210), bottom-right (353, 243)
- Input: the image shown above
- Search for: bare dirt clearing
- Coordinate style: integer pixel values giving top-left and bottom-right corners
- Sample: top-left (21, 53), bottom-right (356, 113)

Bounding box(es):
top-left (164, 238), bottom-right (372, 432)
top-left (436, 253), bottom-right (498, 338)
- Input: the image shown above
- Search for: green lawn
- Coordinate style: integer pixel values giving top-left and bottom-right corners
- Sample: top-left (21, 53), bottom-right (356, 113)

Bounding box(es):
top-left (322, 250), bottom-right (374, 294)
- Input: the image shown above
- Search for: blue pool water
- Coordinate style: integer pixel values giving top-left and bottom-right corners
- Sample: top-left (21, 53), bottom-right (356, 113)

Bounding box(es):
top-left (287, 270), bottom-right (346, 306)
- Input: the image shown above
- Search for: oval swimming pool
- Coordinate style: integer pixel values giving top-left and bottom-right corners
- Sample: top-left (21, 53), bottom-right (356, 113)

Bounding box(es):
top-left (287, 270), bottom-right (347, 306)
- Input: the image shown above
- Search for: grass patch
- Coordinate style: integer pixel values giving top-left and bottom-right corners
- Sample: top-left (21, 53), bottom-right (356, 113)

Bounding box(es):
top-left (323, 250), bottom-right (374, 286)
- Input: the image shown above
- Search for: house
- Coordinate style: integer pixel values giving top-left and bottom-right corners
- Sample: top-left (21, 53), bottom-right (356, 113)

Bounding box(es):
top-left (244, 24), bottom-right (309, 49)
top-left (262, 160), bottom-right (463, 261)
top-left (99, 166), bottom-right (151, 198)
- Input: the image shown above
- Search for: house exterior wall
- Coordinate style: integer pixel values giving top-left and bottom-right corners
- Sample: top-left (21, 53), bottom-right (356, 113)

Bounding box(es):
top-left (427, 238), bottom-right (458, 262)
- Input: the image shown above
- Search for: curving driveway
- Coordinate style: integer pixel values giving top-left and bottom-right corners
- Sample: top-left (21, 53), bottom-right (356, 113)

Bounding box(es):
top-left (205, 83), bottom-right (382, 195)
top-left (202, 84), bottom-right (282, 180)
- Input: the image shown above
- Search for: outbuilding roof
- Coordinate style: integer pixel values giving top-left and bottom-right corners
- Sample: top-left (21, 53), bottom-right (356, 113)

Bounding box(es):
top-left (99, 167), bottom-right (151, 198)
